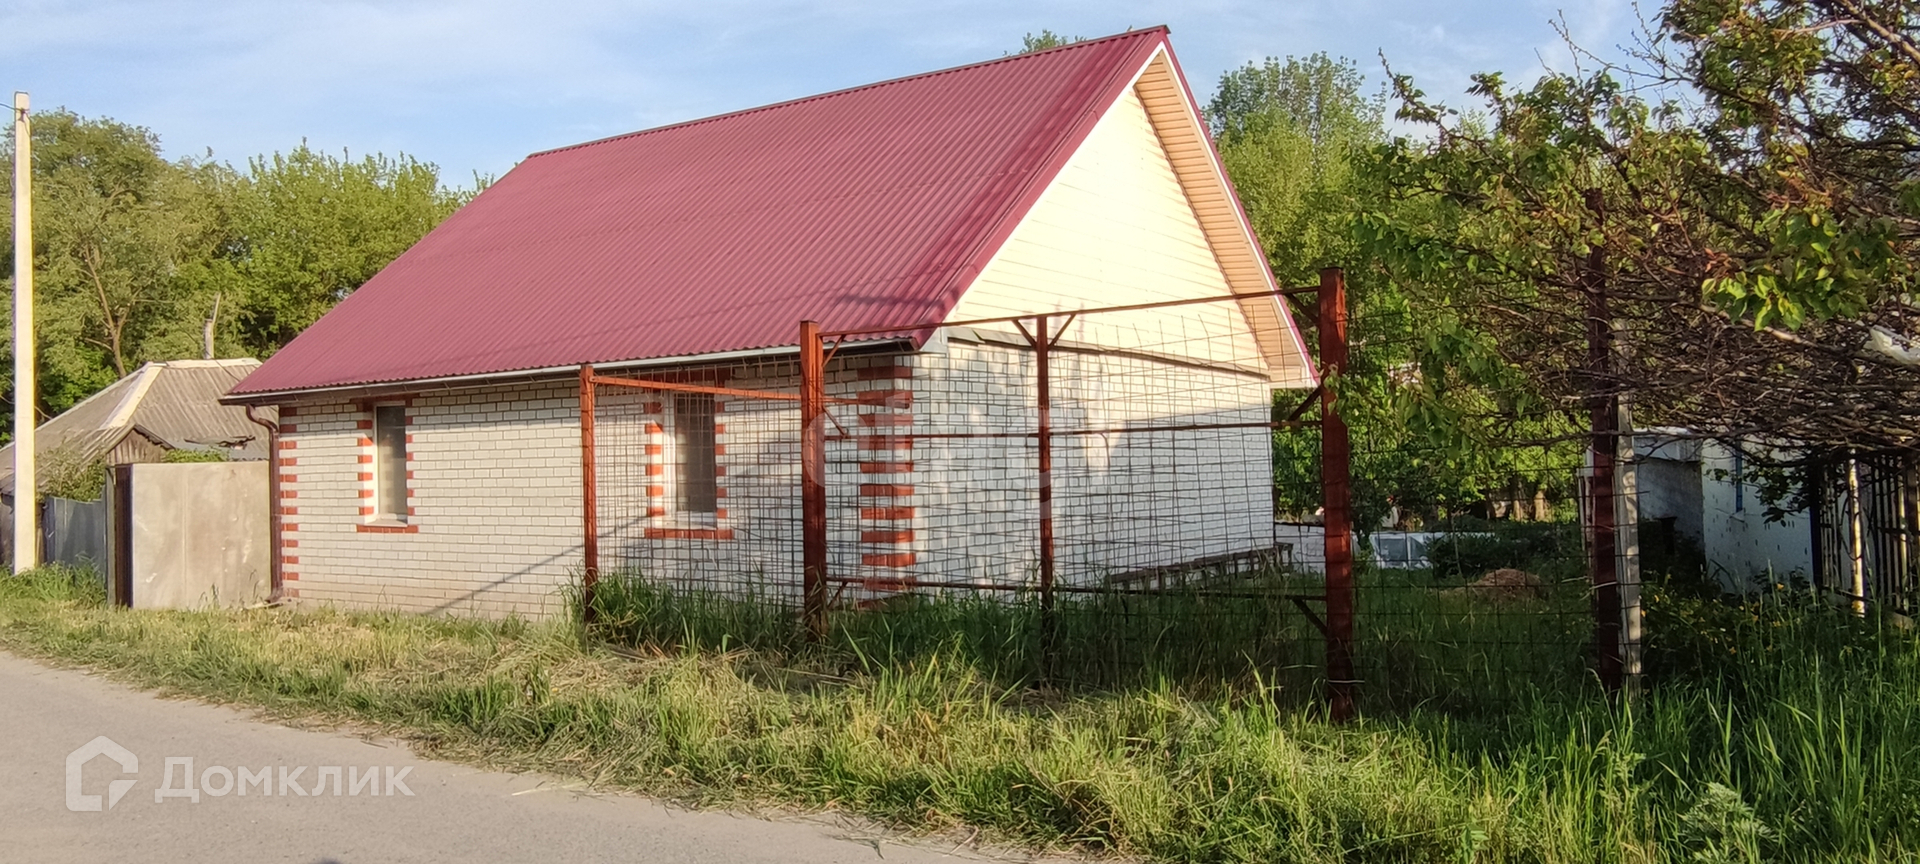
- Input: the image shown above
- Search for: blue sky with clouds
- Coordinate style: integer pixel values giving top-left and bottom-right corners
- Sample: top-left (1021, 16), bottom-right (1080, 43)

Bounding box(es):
top-left (2, 0), bottom-right (1638, 183)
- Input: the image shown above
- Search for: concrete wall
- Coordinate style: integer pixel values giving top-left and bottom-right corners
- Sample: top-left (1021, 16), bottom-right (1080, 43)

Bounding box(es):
top-left (126, 462), bottom-right (270, 609)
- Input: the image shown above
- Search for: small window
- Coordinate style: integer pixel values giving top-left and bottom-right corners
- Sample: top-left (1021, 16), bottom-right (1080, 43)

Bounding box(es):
top-left (374, 405), bottom-right (408, 521)
top-left (672, 393), bottom-right (717, 515)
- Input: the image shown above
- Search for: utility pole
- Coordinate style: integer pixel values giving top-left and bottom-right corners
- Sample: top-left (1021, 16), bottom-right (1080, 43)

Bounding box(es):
top-left (11, 91), bottom-right (35, 574)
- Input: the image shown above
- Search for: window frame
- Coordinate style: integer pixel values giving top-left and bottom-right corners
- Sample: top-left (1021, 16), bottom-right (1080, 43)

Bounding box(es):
top-left (663, 392), bottom-right (719, 524)
top-left (371, 404), bottom-right (409, 524)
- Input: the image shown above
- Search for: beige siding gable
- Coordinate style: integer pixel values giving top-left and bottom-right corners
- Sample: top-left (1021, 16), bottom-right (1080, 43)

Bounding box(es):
top-left (946, 67), bottom-right (1312, 386)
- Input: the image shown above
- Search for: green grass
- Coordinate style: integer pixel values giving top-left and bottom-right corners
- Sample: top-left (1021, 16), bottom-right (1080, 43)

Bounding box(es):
top-left (1, 565), bottom-right (1916, 863)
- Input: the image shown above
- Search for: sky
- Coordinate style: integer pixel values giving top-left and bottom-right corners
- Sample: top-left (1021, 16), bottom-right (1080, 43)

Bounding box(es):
top-left (1, 0), bottom-right (1643, 185)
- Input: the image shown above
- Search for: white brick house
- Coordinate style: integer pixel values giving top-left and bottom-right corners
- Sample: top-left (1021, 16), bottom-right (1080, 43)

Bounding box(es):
top-left (224, 28), bottom-right (1314, 617)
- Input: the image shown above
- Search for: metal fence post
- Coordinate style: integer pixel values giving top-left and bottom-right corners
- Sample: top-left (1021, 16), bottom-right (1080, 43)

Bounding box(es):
top-left (1319, 267), bottom-right (1356, 721)
top-left (579, 364), bottom-right (599, 625)
top-left (1035, 314), bottom-right (1057, 667)
top-left (800, 321), bottom-right (829, 639)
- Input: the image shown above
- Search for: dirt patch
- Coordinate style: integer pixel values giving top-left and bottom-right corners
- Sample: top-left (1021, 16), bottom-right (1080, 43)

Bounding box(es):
top-left (1442, 568), bottom-right (1548, 603)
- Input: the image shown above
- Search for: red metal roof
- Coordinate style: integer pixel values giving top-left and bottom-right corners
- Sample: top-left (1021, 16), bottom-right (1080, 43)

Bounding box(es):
top-left (230, 29), bottom-right (1173, 397)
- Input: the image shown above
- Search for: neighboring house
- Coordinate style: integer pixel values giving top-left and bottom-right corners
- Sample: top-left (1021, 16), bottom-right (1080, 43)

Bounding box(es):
top-left (0, 358), bottom-right (270, 568)
top-left (1635, 431), bottom-right (1812, 586)
top-left (221, 29), bottom-right (1315, 617)
top-left (0, 358), bottom-right (269, 502)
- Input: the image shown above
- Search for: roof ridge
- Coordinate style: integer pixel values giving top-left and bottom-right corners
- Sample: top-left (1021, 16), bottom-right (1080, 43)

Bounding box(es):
top-left (528, 26), bottom-right (1169, 159)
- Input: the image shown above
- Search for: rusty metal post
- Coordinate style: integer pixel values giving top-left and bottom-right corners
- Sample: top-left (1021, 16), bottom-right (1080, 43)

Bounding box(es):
top-left (1584, 215), bottom-right (1624, 691)
top-left (1034, 315), bottom-right (1057, 663)
top-left (800, 320), bottom-right (829, 639)
top-left (1319, 267), bottom-right (1356, 721)
top-left (579, 364), bottom-right (599, 626)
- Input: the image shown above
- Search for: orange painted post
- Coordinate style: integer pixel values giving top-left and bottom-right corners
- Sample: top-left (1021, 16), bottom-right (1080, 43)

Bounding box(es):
top-left (1035, 315), bottom-right (1057, 665)
top-left (800, 321), bottom-right (829, 639)
top-left (579, 364), bottom-right (599, 626)
top-left (1319, 267), bottom-right (1356, 721)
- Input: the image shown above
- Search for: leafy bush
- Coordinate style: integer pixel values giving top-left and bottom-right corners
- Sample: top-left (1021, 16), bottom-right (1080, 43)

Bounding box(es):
top-left (1424, 523), bottom-right (1577, 580)
top-left (161, 448), bottom-right (228, 463)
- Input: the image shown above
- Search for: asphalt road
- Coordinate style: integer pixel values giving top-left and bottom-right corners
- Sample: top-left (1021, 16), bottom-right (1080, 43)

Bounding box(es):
top-left (0, 651), bottom-right (986, 863)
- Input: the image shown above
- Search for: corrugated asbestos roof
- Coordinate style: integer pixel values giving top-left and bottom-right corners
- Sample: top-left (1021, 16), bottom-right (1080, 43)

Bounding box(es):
top-left (228, 28), bottom-right (1173, 397)
top-left (0, 359), bottom-right (269, 496)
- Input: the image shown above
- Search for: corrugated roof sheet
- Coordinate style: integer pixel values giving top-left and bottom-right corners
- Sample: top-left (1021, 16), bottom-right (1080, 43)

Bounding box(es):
top-left (1, 359), bottom-right (269, 496)
top-left (229, 28), bottom-right (1171, 397)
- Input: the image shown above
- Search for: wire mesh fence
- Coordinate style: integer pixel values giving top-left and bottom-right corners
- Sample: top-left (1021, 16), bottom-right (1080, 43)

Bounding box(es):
top-left (578, 280), bottom-right (1641, 715)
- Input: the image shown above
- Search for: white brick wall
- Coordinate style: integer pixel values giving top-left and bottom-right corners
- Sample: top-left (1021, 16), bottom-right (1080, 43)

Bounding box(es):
top-left (278, 380), bottom-right (583, 617)
top-left (281, 339), bottom-right (1276, 616)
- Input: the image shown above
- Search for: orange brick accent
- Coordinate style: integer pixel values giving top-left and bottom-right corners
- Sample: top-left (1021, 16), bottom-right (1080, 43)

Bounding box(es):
top-left (856, 366), bottom-right (912, 380)
top-left (645, 422), bottom-right (664, 434)
top-left (358, 489), bottom-right (374, 498)
top-left (645, 485), bottom-right (666, 497)
top-left (359, 506), bottom-right (375, 516)
top-left (861, 506), bottom-right (915, 520)
top-left (858, 413), bottom-right (913, 427)
top-left (643, 527), bottom-right (736, 540)
top-left (280, 489), bottom-right (297, 499)
top-left (280, 474), bottom-right (297, 484)
top-left (714, 466), bottom-right (727, 477)
top-left (357, 455), bottom-right (373, 464)
top-left (279, 424), bottom-right (299, 433)
top-left (278, 457), bottom-right (297, 467)
top-left (282, 539), bottom-right (298, 549)
top-left (280, 506), bottom-right (298, 516)
top-left (644, 444), bottom-right (663, 455)
top-left (356, 524), bottom-right (419, 534)
top-left (861, 529), bottom-right (913, 544)
top-left (857, 436), bottom-right (912, 450)
top-left (644, 464), bottom-right (664, 476)
top-left (715, 488), bottom-right (729, 499)
top-left (644, 401), bottom-right (663, 414)
top-left (357, 472), bottom-right (373, 481)
top-left (281, 556), bottom-right (299, 566)
top-left (859, 461), bottom-right (912, 474)
top-left (646, 506), bottom-right (667, 517)
top-left (356, 419), bottom-right (373, 430)
top-left (405, 471), bottom-right (415, 480)
top-left (855, 389), bottom-right (913, 407)
top-left (285, 588), bottom-right (300, 598)
top-left (356, 436), bottom-right (372, 447)
top-left (404, 434), bottom-right (414, 444)
top-left (282, 523), bottom-right (298, 533)
top-left (279, 440), bottom-right (297, 450)
top-left (280, 406), bottom-right (297, 417)
top-left (283, 573), bottom-right (299, 582)
top-left (862, 552), bottom-right (916, 568)
top-left (712, 444), bottom-right (727, 456)
top-left (713, 424), bottom-right (726, 434)
top-left (714, 508), bottom-right (729, 519)
top-left (859, 484), bottom-right (914, 497)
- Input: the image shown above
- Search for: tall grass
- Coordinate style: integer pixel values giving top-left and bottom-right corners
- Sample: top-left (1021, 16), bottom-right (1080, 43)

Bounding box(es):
top-left (1, 565), bottom-right (1915, 862)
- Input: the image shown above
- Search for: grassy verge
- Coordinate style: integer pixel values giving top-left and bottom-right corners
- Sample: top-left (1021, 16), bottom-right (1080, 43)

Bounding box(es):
top-left (0, 567), bottom-right (1915, 863)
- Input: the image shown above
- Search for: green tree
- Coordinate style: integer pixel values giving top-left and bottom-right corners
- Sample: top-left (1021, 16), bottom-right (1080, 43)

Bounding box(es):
top-left (1, 111), bottom-right (227, 417)
top-left (1212, 55), bottom-right (1578, 529)
top-left (1016, 30), bottom-right (1085, 53)
top-left (1360, 0), bottom-right (1920, 455)
top-left (220, 145), bottom-right (466, 358)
